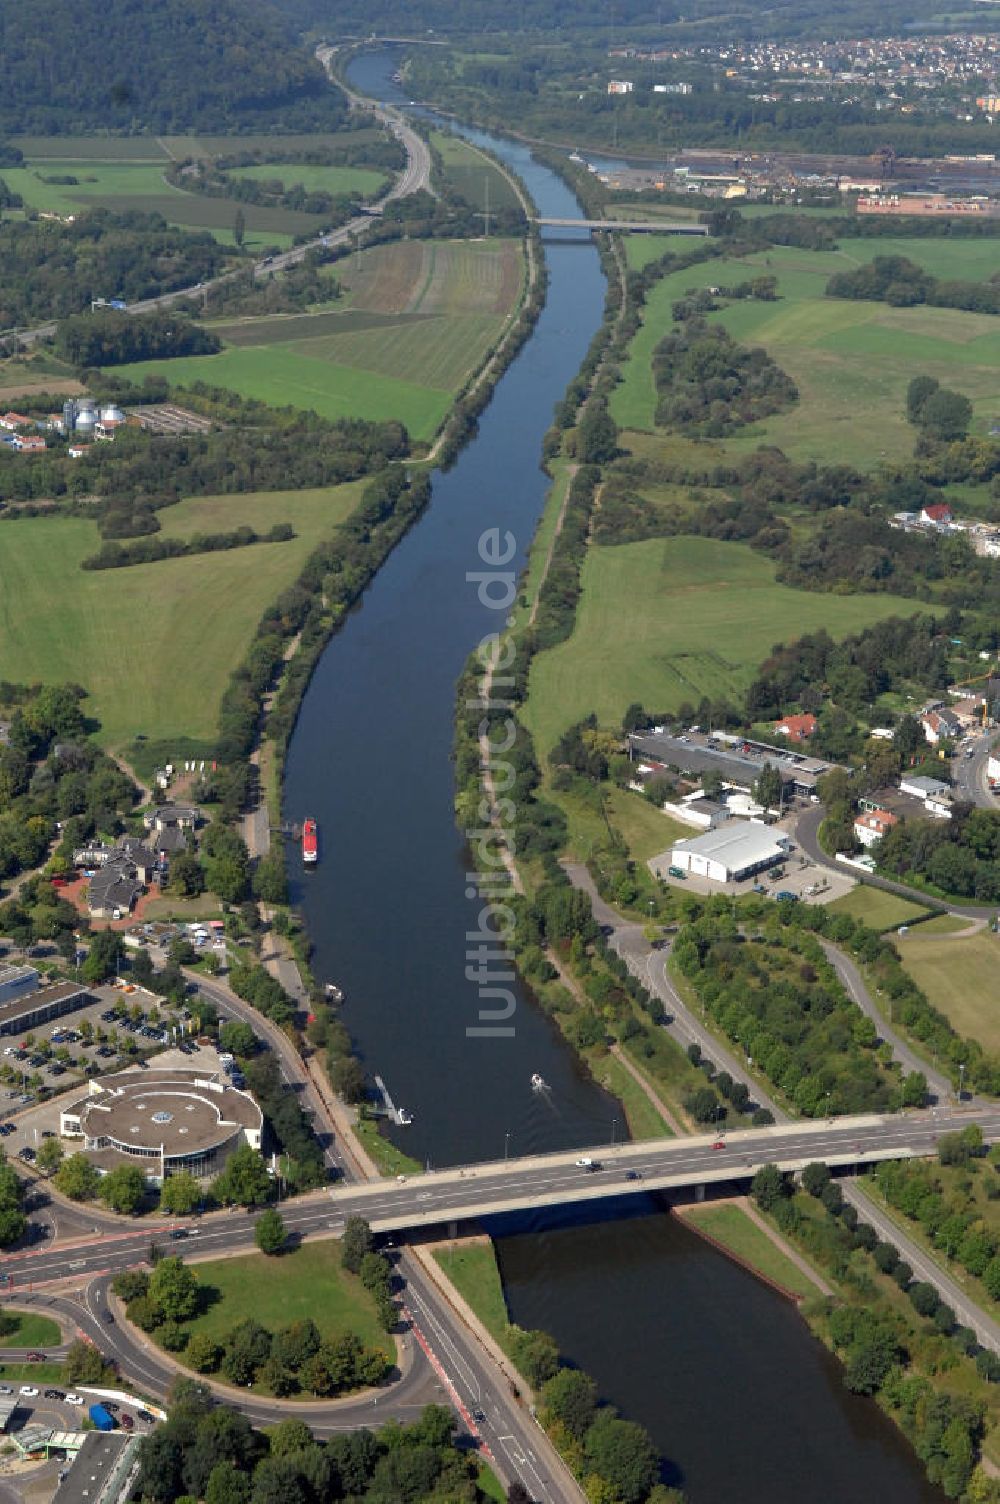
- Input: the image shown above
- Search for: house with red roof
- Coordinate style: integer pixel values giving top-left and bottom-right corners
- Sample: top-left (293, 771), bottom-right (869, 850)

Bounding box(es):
top-left (920, 502), bottom-right (953, 527)
top-left (774, 712), bottom-right (817, 744)
top-left (854, 809), bottom-right (898, 848)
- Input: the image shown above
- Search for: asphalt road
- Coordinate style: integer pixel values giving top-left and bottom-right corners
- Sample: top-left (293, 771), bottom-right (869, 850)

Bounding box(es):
top-left (795, 803), bottom-right (997, 920)
top-left (953, 735), bottom-right (998, 811)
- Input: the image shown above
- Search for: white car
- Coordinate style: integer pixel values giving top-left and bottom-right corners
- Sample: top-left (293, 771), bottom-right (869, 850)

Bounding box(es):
top-left (19, 1386), bottom-right (38, 1398)
top-left (65, 1394), bottom-right (84, 1406)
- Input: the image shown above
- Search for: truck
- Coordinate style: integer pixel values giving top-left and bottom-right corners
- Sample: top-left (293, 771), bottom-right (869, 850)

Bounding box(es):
top-left (89, 1403), bottom-right (115, 1431)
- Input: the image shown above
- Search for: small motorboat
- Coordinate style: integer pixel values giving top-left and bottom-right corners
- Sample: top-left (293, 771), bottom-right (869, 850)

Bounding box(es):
top-left (530, 1073), bottom-right (547, 1091)
top-left (325, 982), bottom-right (343, 1003)
top-left (397, 1108), bottom-right (413, 1126)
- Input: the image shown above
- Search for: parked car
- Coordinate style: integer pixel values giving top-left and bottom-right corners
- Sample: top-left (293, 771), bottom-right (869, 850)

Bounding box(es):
top-left (65, 1394), bottom-right (84, 1406)
top-left (44, 1389), bottom-right (65, 1401)
top-left (624, 1170), bottom-right (641, 1182)
top-left (120, 1414), bottom-right (134, 1431)
top-left (18, 1147), bottom-right (36, 1163)
top-left (136, 1410), bottom-right (155, 1425)
top-left (19, 1386), bottom-right (38, 1397)
top-left (0, 1385), bottom-right (12, 1396)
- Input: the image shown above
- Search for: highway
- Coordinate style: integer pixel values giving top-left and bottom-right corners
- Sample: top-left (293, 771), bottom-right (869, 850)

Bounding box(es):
top-left (6, 53), bottom-right (433, 345)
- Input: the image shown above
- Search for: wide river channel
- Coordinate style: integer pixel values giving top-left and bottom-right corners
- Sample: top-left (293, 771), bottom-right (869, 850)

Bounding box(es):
top-left (283, 48), bottom-right (943, 1503)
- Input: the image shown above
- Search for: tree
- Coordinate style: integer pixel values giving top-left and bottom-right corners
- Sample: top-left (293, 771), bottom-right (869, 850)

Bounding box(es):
top-left (220, 1020), bottom-right (257, 1057)
top-left (906, 374), bottom-right (939, 423)
top-left (540, 1367), bottom-right (598, 1441)
top-left (186, 1333), bottom-right (221, 1373)
top-left (205, 1462), bottom-right (250, 1504)
top-left (917, 387), bottom-right (973, 443)
top-left (221, 1318), bottom-right (271, 1386)
top-left (83, 928), bottom-right (123, 984)
top-left (160, 1171), bottom-right (201, 1216)
top-left (255, 1208), bottom-right (286, 1255)
top-left (341, 1216), bottom-right (374, 1274)
top-left (576, 402), bottom-right (618, 464)
top-left (801, 1162), bottom-right (830, 1198)
top-left (754, 761), bottom-right (783, 810)
top-left (36, 1137), bottom-right (64, 1174)
top-left (54, 1152), bottom-right (100, 1201)
top-left (266, 1418), bottom-right (313, 1457)
top-left (507, 1328), bottom-right (559, 1388)
top-left (751, 1163), bottom-right (786, 1213)
top-left (253, 851), bottom-right (288, 905)
top-left (584, 1412), bottom-right (659, 1504)
top-left (99, 1164), bottom-right (146, 1214)
top-left (233, 209), bottom-right (246, 248)
top-left (909, 1281), bottom-right (940, 1318)
top-left (149, 1255), bottom-right (200, 1321)
top-left (330, 1055), bottom-right (365, 1103)
top-left (65, 1337), bottom-right (116, 1384)
top-left (900, 1072), bottom-right (928, 1108)
top-left (213, 1143), bottom-right (272, 1208)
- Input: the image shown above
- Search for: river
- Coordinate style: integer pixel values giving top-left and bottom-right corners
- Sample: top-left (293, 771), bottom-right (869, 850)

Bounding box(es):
top-left (281, 48), bottom-right (944, 1503)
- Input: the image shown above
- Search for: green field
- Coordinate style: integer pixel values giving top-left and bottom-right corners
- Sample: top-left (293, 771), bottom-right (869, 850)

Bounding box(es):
top-left (683, 1203), bottom-right (819, 1298)
top-left (0, 482), bottom-right (365, 750)
top-left (226, 162), bottom-right (387, 198)
top-left (433, 1244), bottom-right (510, 1347)
top-left (828, 888), bottom-right (933, 931)
top-left (523, 536), bottom-right (922, 756)
top-left (611, 239), bottom-right (1000, 467)
top-left (0, 1311), bottom-right (61, 1348)
top-left (899, 930), bottom-right (1000, 1051)
top-left (171, 1243), bottom-right (392, 1356)
top-left (432, 131), bottom-right (521, 212)
top-left (121, 239), bottom-right (524, 442)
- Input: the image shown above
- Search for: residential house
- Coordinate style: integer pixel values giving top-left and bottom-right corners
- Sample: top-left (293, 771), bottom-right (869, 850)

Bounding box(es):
top-left (143, 805), bottom-right (198, 833)
top-left (920, 707), bottom-right (961, 744)
top-left (0, 413), bottom-right (30, 432)
top-left (774, 712), bottom-right (818, 743)
top-left (920, 502), bottom-right (953, 527)
top-left (854, 808), bottom-right (898, 847)
top-left (11, 434), bottom-right (46, 453)
top-left (87, 857), bottom-right (143, 919)
top-left (116, 836), bottom-right (159, 884)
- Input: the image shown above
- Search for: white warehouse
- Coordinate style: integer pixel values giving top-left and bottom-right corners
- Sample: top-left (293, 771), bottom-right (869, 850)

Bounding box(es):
top-left (669, 824), bottom-right (790, 883)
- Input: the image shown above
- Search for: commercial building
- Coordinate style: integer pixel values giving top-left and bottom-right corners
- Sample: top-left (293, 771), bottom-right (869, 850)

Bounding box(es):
top-left (0, 965), bottom-right (39, 1007)
top-left (53, 1431), bottom-right (140, 1504)
top-left (60, 1069), bottom-right (263, 1182)
top-left (0, 981), bottom-right (91, 1037)
top-left (668, 824), bottom-right (790, 883)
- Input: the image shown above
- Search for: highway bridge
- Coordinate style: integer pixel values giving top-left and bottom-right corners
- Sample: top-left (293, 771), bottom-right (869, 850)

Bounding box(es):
top-left (535, 216), bottom-right (709, 235)
top-left (326, 1108), bottom-right (997, 1233)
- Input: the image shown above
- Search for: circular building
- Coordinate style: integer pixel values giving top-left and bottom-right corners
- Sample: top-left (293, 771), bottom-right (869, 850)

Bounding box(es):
top-left (60, 1069), bottom-right (262, 1183)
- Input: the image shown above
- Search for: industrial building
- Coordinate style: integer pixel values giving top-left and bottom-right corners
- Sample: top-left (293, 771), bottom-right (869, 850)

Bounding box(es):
top-left (60, 1069), bottom-right (263, 1182)
top-left (668, 824), bottom-right (790, 883)
top-left (0, 981), bottom-right (91, 1037)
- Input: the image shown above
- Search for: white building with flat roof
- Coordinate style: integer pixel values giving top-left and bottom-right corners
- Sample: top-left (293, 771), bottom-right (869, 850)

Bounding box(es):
top-left (668, 824), bottom-right (789, 883)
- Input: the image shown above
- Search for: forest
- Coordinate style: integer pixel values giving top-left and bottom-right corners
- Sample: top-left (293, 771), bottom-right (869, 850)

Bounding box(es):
top-left (827, 256), bottom-right (1000, 316)
top-left (55, 309), bottom-right (221, 368)
top-left (0, 212), bottom-right (228, 329)
top-left (0, 0), bottom-right (346, 133)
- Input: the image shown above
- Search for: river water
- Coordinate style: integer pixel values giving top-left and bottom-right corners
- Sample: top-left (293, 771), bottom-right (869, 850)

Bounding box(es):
top-left (282, 48), bottom-right (944, 1503)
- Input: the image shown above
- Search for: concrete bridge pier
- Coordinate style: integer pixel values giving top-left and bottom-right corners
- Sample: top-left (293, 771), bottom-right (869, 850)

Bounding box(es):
top-left (695, 1183), bottom-right (706, 1202)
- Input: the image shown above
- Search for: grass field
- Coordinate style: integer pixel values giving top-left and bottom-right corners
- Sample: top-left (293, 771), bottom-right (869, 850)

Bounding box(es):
top-left (122, 240), bottom-right (524, 441)
top-left (523, 536), bottom-right (922, 756)
top-left (827, 888), bottom-right (932, 931)
top-left (173, 1243), bottom-right (392, 1357)
top-left (899, 930), bottom-right (1000, 1051)
top-left (682, 1203), bottom-right (819, 1298)
top-left (226, 162), bottom-right (387, 198)
top-left (431, 131), bottom-right (521, 212)
top-left (0, 482), bottom-right (365, 750)
top-left (0, 1311), bottom-right (61, 1348)
top-left (433, 1243), bottom-right (510, 1346)
top-left (611, 239), bottom-right (1000, 467)
top-left (591, 1052), bottom-right (674, 1139)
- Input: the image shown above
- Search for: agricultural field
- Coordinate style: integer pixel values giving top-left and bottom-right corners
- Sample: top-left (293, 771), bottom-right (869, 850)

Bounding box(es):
top-left (2, 132), bottom-right (392, 249)
top-left (0, 481), bottom-right (366, 751)
top-left (431, 131), bottom-right (521, 212)
top-left (898, 929), bottom-right (1000, 1052)
top-left (225, 162), bottom-right (387, 198)
top-left (522, 536), bottom-right (922, 757)
top-left (120, 238), bottom-right (525, 442)
top-left (611, 237), bottom-right (1000, 467)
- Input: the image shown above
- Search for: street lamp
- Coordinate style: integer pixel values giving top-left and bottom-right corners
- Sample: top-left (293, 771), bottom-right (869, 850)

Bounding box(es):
top-left (959, 1062), bottom-right (966, 1101)
top-left (504, 1131), bottom-right (511, 1164)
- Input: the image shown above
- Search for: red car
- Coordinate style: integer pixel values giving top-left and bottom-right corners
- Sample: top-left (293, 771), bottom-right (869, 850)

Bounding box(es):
top-left (711, 1140), bottom-right (726, 1151)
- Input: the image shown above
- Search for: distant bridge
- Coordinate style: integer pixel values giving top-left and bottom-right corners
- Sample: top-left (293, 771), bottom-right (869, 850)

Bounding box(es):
top-left (534, 217), bottom-right (708, 235)
top-left (326, 1109), bottom-right (997, 1234)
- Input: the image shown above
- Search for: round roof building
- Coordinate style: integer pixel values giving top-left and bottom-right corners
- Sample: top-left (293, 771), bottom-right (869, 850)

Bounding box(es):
top-left (60, 1069), bottom-right (262, 1182)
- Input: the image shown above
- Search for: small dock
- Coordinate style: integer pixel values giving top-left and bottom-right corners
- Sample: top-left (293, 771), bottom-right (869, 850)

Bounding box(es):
top-left (374, 1074), bottom-right (411, 1126)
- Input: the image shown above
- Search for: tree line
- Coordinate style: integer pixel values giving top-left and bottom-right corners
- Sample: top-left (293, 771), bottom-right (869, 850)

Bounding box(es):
top-left (82, 522), bottom-right (295, 571)
top-left (827, 254), bottom-right (1000, 317)
top-left (55, 309), bottom-right (221, 368)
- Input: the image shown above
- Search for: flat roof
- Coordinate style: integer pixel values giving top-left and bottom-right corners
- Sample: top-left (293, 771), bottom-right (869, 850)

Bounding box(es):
top-left (0, 965), bottom-right (37, 989)
top-left (673, 823), bottom-right (787, 864)
top-left (67, 1069), bottom-right (261, 1158)
top-left (0, 981), bottom-right (90, 1025)
top-left (55, 1432), bottom-right (135, 1504)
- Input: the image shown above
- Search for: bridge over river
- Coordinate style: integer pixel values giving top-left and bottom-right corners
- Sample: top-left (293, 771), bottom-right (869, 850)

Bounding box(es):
top-left (328, 1107), bottom-right (998, 1233)
top-left (534, 216), bottom-right (708, 235)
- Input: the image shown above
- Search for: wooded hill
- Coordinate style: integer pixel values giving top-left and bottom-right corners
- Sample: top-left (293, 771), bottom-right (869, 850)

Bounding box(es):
top-left (0, 0), bottom-right (345, 133)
